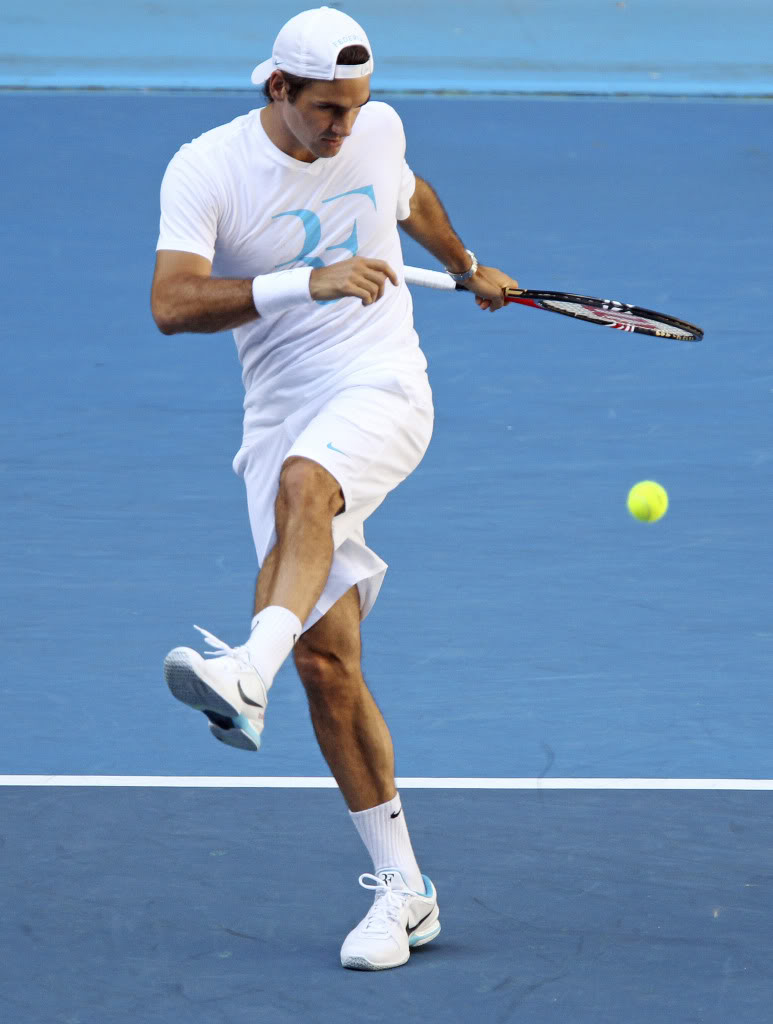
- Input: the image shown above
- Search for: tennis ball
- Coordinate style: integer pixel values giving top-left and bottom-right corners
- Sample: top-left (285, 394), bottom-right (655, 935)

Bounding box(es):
top-left (627, 480), bottom-right (668, 523)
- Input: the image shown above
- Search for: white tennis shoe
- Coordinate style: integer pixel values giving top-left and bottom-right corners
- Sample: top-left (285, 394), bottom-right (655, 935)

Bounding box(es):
top-left (340, 870), bottom-right (440, 970)
top-left (163, 626), bottom-right (268, 751)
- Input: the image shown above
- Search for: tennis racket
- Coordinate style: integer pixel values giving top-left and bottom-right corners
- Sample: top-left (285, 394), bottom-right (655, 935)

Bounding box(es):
top-left (404, 266), bottom-right (703, 341)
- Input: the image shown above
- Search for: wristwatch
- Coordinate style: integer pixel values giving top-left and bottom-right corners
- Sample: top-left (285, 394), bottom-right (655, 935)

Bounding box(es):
top-left (446, 249), bottom-right (478, 283)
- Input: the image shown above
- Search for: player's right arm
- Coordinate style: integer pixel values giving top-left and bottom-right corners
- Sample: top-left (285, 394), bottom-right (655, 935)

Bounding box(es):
top-left (154, 144), bottom-right (262, 335)
top-left (151, 251), bottom-right (258, 335)
top-left (151, 251), bottom-right (398, 334)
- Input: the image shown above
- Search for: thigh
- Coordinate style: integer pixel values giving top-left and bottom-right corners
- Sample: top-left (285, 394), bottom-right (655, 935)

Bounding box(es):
top-left (286, 384), bottom-right (434, 550)
top-left (234, 384), bottom-right (432, 566)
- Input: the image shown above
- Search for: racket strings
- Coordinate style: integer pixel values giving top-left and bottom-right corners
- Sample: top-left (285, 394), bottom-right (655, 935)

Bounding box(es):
top-left (535, 299), bottom-right (697, 339)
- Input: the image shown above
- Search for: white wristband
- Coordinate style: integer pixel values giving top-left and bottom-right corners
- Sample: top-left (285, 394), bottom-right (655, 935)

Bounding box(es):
top-left (251, 267), bottom-right (313, 316)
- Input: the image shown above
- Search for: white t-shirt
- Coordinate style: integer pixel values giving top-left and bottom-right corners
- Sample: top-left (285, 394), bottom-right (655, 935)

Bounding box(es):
top-left (157, 101), bottom-right (428, 437)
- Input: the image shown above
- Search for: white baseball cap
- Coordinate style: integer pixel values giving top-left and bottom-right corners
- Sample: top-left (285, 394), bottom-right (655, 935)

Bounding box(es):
top-left (251, 7), bottom-right (374, 86)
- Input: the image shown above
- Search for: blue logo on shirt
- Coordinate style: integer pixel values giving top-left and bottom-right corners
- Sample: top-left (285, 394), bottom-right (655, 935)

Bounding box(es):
top-left (272, 186), bottom-right (376, 303)
top-left (326, 441), bottom-right (351, 458)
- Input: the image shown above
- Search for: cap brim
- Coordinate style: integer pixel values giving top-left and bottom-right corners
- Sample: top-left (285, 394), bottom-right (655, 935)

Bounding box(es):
top-left (250, 58), bottom-right (275, 85)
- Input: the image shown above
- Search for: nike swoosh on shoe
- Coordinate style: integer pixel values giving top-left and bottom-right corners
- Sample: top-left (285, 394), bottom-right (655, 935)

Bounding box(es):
top-left (237, 680), bottom-right (264, 708)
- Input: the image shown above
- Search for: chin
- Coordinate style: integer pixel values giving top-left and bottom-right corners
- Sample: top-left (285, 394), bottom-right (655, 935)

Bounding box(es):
top-left (316, 140), bottom-right (344, 158)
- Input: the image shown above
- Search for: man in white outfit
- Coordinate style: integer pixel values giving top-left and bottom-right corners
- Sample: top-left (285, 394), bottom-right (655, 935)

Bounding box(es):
top-left (151, 6), bottom-right (517, 970)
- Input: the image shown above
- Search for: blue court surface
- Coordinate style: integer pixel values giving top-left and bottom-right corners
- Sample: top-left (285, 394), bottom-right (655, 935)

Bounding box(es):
top-left (2, 93), bottom-right (773, 1021)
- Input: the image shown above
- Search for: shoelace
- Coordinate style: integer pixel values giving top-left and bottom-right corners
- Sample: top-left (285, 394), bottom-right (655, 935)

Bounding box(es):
top-left (193, 625), bottom-right (254, 668)
top-left (358, 873), bottom-right (415, 933)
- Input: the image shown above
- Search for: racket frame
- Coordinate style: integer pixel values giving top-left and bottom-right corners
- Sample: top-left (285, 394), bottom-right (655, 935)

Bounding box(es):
top-left (503, 287), bottom-right (703, 341)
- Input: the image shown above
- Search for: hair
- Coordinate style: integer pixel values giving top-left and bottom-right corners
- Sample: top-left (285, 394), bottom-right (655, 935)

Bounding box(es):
top-left (263, 44), bottom-right (370, 103)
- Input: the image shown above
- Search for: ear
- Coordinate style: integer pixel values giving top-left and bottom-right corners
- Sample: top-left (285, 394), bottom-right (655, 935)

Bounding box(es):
top-left (268, 71), bottom-right (287, 102)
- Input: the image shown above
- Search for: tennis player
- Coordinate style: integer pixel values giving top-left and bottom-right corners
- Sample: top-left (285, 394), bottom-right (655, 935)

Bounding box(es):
top-left (152, 6), bottom-right (517, 971)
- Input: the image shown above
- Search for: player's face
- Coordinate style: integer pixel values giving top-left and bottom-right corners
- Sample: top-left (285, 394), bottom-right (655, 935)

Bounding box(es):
top-left (275, 77), bottom-right (371, 161)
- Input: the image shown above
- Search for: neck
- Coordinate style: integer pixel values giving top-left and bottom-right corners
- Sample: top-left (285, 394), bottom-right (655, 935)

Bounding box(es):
top-left (260, 104), bottom-right (316, 163)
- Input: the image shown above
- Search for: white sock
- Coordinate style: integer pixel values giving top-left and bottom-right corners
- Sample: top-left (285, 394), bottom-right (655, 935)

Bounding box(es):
top-left (242, 605), bottom-right (302, 689)
top-left (349, 793), bottom-right (424, 892)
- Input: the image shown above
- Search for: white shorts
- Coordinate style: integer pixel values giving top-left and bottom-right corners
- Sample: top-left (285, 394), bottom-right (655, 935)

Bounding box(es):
top-left (232, 376), bottom-right (434, 633)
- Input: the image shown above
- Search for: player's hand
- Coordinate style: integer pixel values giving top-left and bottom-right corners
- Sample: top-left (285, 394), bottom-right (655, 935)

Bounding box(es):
top-left (464, 266), bottom-right (520, 311)
top-left (309, 257), bottom-right (399, 306)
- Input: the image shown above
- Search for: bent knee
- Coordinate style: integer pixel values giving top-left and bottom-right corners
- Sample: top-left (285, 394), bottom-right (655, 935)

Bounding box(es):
top-left (294, 644), bottom-right (361, 699)
top-left (278, 457), bottom-right (344, 518)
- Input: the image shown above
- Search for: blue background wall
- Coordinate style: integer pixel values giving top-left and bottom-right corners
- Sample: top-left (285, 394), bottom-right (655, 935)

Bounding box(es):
top-left (3, 0), bottom-right (772, 94)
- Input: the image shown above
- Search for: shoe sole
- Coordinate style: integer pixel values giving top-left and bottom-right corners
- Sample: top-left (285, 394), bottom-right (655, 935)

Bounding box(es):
top-left (341, 954), bottom-right (409, 971)
top-left (341, 920), bottom-right (441, 971)
top-left (410, 920), bottom-right (441, 948)
top-left (164, 650), bottom-right (262, 752)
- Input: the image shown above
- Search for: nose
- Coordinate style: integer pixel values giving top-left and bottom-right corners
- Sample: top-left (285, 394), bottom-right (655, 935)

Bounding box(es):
top-left (331, 110), bottom-right (357, 137)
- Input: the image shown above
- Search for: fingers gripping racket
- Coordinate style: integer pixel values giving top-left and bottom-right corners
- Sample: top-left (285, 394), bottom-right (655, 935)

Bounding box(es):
top-left (403, 266), bottom-right (703, 341)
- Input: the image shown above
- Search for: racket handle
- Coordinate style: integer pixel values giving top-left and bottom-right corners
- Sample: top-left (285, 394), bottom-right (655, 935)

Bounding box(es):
top-left (403, 266), bottom-right (459, 291)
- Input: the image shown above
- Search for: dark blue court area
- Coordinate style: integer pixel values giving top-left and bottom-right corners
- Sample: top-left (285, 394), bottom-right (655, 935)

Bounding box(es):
top-left (2, 93), bottom-right (772, 1021)
top-left (3, 786), bottom-right (773, 1023)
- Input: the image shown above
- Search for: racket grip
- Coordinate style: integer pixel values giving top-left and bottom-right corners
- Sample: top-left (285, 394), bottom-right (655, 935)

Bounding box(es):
top-left (403, 266), bottom-right (459, 291)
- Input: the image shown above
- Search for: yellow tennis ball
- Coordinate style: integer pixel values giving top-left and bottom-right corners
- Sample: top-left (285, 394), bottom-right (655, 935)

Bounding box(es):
top-left (627, 480), bottom-right (668, 523)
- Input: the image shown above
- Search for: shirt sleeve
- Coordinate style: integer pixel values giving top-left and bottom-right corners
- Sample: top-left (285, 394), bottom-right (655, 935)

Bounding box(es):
top-left (156, 146), bottom-right (220, 261)
top-left (396, 159), bottom-right (416, 221)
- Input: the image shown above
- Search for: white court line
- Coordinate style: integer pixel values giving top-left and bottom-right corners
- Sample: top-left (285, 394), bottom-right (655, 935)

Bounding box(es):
top-left (1, 776), bottom-right (773, 790)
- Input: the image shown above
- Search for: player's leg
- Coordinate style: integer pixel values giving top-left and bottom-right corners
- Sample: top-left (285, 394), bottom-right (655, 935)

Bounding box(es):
top-left (293, 583), bottom-right (395, 811)
top-left (241, 378), bottom-right (433, 709)
top-left (261, 455), bottom-right (345, 625)
top-left (294, 585), bottom-right (440, 970)
top-left (163, 454), bottom-right (346, 750)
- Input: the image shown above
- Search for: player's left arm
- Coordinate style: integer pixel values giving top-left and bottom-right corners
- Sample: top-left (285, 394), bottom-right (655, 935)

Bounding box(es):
top-left (398, 175), bottom-right (519, 311)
